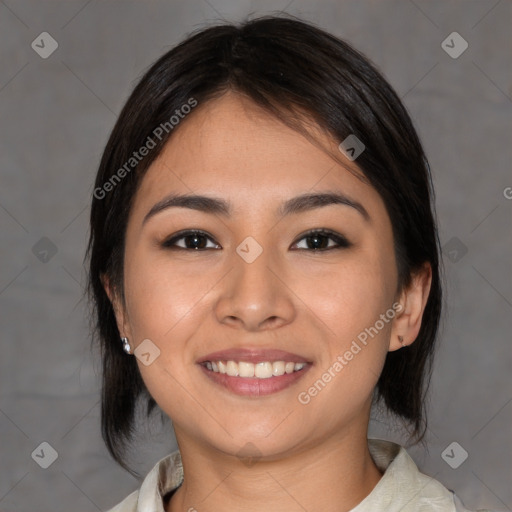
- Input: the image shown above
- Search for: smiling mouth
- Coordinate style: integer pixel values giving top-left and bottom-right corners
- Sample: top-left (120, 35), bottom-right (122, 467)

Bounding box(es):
top-left (201, 360), bottom-right (307, 379)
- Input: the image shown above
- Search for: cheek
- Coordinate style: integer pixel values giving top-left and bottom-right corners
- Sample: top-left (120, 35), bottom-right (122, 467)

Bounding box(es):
top-left (292, 246), bottom-right (397, 340)
top-left (123, 256), bottom-right (211, 423)
top-left (123, 251), bottom-right (216, 342)
top-left (122, 251), bottom-right (222, 411)
top-left (291, 247), bottom-right (396, 404)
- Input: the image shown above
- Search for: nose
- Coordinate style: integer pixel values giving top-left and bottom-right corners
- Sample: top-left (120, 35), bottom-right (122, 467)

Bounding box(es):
top-left (214, 247), bottom-right (296, 332)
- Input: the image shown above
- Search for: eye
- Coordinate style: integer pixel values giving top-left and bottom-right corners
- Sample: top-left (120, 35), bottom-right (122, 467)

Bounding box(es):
top-left (291, 229), bottom-right (351, 251)
top-left (161, 230), bottom-right (221, 250)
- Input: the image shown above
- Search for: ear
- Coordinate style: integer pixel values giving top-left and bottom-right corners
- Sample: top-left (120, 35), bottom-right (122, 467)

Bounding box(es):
top-left (389, 262), bottom-right (432, 351)
top-left (101, 273), bottom-right (132, 340)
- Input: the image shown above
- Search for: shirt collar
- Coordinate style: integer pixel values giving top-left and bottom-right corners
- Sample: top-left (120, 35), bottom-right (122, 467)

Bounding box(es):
top-left (133, 438), bottom-right (457, 512)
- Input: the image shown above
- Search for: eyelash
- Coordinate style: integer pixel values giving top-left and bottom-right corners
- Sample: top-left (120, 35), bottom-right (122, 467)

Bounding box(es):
top-left (161, 229), bottom-right (352, 252)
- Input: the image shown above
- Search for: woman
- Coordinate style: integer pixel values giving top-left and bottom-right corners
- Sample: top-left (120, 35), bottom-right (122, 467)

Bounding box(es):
top-left (87, 15), bottom-right (492, 512)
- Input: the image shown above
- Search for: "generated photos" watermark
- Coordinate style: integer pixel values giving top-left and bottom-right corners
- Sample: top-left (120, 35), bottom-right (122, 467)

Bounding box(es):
top-left (297, 302), bottom-right (403, 405)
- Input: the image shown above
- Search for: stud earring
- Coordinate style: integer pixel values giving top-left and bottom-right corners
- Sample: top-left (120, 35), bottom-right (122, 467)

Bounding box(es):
top-left (121, 337), bottom-right (132, 354)
top-left (398, 335), bottom-right (406, 348)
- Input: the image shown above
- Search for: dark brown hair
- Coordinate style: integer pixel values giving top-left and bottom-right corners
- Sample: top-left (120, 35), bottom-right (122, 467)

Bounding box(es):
top-left (86, 14), bottom-right (442, 474)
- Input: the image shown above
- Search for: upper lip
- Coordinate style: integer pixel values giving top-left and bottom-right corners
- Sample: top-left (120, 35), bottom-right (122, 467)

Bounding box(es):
top-left (198, 348), bottom-right (310, 364)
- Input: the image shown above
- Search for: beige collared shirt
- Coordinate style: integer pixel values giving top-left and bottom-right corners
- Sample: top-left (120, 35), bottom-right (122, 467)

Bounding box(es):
top-left (106, 439), bottom-right (493, 512)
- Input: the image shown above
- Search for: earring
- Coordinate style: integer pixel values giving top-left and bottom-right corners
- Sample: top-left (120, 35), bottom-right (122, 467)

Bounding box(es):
top-left (121, 337), bottom-right (132, 354)
top-left (398, 335), bottom-right (406, 348)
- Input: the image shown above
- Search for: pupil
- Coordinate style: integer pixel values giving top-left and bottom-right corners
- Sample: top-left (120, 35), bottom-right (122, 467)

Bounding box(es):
top-left (308, 234), bottom-right (327, 249)
top-left (187, 234), bottom-right (206, 249)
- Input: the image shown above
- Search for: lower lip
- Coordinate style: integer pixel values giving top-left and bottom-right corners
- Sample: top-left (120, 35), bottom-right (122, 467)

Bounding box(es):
top-left (198, 364), bottom-right (311, 396)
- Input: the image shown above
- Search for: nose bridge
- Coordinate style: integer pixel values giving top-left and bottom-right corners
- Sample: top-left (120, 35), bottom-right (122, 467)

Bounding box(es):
top-left (214, 241), bottom-right (295, 330)
top-left (234, 246), bottom-right (274, 294)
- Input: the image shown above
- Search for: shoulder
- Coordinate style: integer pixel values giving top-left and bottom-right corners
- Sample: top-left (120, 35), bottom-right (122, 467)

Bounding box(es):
top-left (105, 490), bottom-right (138, 512)
top-left (365, 439), bottom-right (497, 512)
top-left (105, 450), bottom-right (183, 512)
top-left (452, 492), bottom-right (496, 512)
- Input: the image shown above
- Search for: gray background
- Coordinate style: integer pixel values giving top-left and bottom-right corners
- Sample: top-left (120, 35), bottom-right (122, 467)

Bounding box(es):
top-left (1, 1), bottom-right (511, 511)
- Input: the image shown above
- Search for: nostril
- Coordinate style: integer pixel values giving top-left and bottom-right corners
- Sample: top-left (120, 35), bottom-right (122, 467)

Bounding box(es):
top-left (264, 316), bottom-right (281, 328)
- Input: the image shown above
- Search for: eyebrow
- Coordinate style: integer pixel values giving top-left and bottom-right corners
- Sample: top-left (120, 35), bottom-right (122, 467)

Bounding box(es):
top-left (142, 191), bottom-right (370, 225)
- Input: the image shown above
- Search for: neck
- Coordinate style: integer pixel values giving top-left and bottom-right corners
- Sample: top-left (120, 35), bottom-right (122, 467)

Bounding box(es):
top-left (167, 429), bottom-right (382, 512)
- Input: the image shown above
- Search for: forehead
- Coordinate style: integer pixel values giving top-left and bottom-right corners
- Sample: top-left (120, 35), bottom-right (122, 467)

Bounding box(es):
top-left (131, 92), bottom-right (384, 219)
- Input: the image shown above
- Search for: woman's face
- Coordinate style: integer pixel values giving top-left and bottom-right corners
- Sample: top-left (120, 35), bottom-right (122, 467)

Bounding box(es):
top-left (111, 92), bottom-right (407, 459)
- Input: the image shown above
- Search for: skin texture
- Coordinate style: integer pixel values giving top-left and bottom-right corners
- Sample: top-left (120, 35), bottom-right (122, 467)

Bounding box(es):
top-left (105, 92), bottom-right (432, 512)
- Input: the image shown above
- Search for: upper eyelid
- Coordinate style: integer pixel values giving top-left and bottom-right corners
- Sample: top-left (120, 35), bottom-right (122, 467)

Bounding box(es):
top-left (163, 229), bottom-right (220, 247)
top-left (291, 230), bottom-right (351, 249)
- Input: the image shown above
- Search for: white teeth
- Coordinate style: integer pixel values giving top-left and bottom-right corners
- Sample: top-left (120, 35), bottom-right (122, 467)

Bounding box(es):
top-left (272, 361), bottom-right (285, 376)
top-left (255, 362), bottom-right (273, 378)
top-left (238, 361), bottom-right (255, 377)
top-left (226, 360), bottom-right (239, 376)
top-left (205, 360), bottom-right (307, 378)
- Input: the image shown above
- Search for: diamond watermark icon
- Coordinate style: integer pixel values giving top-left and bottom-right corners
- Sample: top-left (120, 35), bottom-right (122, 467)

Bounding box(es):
top-left (31, 32), bottom-right (59, 59)
top-left (31, 441), bottom-right (58, 469)
top-left (236, 442), bottom-right (262, 467)
top-left (441, 32), bottom-right (468, 59)
top-left (441, 441), bottom-right (468, 469)
top-left (134, 338), bottom-right (161, 366)
top-left (338, 134), bottom-right (365, 161)
top-left (32, 236), bottom-right (58, 263)
top-left (236, 236), bottom-right (263, 264)
top-left (442, 236), bottom-right (468, 263)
